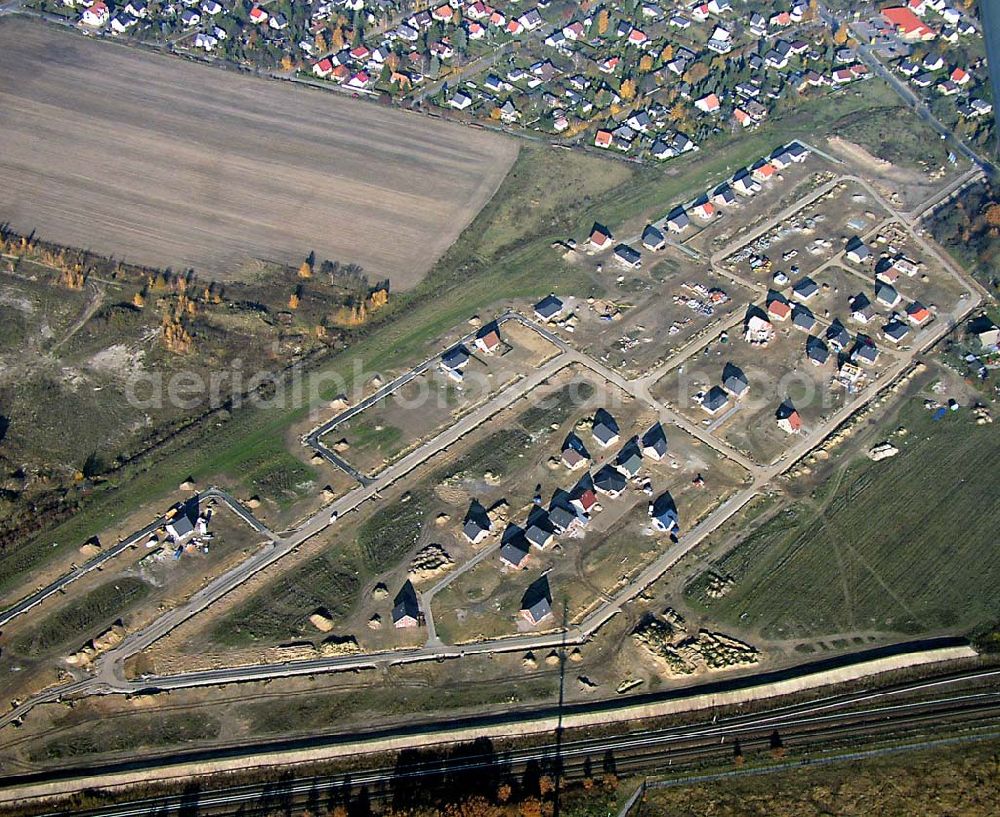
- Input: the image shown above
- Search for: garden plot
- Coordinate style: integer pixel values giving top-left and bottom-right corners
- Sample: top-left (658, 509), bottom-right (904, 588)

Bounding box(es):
top-left (722, 180), bottom-right (894, 285)
top-left (568, 263), bottom-right (755, 379)
top-left (323, 321), bottom-right (560, 477)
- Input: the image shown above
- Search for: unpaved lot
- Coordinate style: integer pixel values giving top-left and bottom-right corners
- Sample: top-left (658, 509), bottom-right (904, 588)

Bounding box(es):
top-left (0, 18), bottom-right (517, 289)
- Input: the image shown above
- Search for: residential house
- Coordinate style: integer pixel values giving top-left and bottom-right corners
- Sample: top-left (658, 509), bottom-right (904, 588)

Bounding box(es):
top-left (692, 198), bottom-right (716, 220)
top-left (767, 295), bottom-right (792, 322)
top-left (792, 276), bottom-right (819, 301)
top-left (701, 385), bottom-right (730, 415)
top-left (499, 527), bottom-right (530, 568)
top-left (792, 304), bottom-right (817, 332)
top-left (845, 236), bottom-right (871, 264)
top-left (462, 499), bottom-right (492, 545)
top-left (81, 0), bottom-right (110, 25)
top-left (744, 312), bottom-right (774, 344)
top-left (826, 319), bottom-right (851, 351)
top-left (248, 5), bottom-right (268, 24)
top-left (850, 293), bottom-right (876, 324)
top-left (806, 335), bottom-right (830, 365)
top-left (615, 439), bottom-right (644, 479)
top-left (590, 223), bottom-right (613, 250)
top-left (520, 576), bottom-right (553, 625)
top-left (883, 319), bottom-right (910, 344)
top-left (722, 362), bottom-right (749, 397)
top-left (776, 403), bottom-right (802, 434)
top-left (695, 93), bottom-right (721, 114)
top-left (391, 581), bottom-right (421, 628)
top-left (875, 281), bottom-right (901, 308)
top-left (712, 184), bottom-right (737, 207)
top-left (534, 295), bottom-right (564, 322)
top-left (851, 336), bottom-right (880, 365)
top-left (569, 487), bottom-right (598, 516)
top-left (641, 422), bottom-right (668, 460)
top-left (614, 244), bottom-right (642, 269)
top-left (969, 315), bottom-right (1000, 350)
top-left (591, 409), bottom-right (620, 448)
top-left (593, 464), bottom-right (627, 497)
top-left (906, 301), bottom-right (932, 326)
top-left (666, 208), bottom-right (691, 233)
top-left (474, 322), bottom-right (502, 354)
top-left (649, 492), bottom-right (680, 535)
top-left (450, 91), bottom-right (474, 110)
top-left (562, 432), bottom-right (591, 470)
top-left (642, 224), bottom-right (665, 251)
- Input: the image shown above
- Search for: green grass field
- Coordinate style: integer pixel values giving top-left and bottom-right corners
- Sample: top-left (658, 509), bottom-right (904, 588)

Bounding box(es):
top-left (11, 577), bottom-right (151, 658)
top-left (209, 549), bottom-right (362, 646)
top-left (685, 401), bottom-right (1000, 640)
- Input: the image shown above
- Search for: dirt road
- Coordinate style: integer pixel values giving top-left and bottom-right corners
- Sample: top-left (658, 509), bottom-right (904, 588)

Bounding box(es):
top-left (0, 18), bottom-right (517, 290)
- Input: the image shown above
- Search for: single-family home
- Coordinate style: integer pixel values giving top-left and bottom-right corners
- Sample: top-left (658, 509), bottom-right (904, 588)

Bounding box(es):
top-left (702, 385), bottom-right (730, 415)
top-left (806, 335), bottom-right (830, 365)
top-left (875, 281), bottom-right (901, 308)
top-left (520, 576), bottom-right (553, 625)
top-left (591, 409), bottom-right (620, 448)
top-left (666, 208), bottom-right (691, 233)
top-left (474, 322), bottom-right (502, 354)
top-left (642, 224), bottom-right (665, 251)
top-left (81, 0), bottom-right (110, 25)
top-left (641, 423), bottom-right (668, 460)
top-left (776, 403), bottom-right (802, 434)
top-left (248, 5), bottom-right (268, 24)
top-left (392, 581), bottom-right (421, 628)
top-left (695, 93), bottom-right (721, 114)
top-left (534, 294), bottom-right (564, 322)
top-left (463, 499), bottom-right (492, 544)
top-left (851, 336), bottom-right (880, 365)
top-left (850, 293), bottom-right (876, 324)
top-left (594, 464), bottom-right (628, 497)
top-left (767, 296), bottom-right (792, 322)
top-left (744, 312), bottom-right (774, 344)
top-left (826, 319), bottom-right (851, 351)
top-left (906, 301), bottom-right (932, 326)
top-left (845, 236), bottom-right (871, 264)
top-left (722, 362), bottom-right (749, 397)
top-left (692, 198), bottom-right (716, 220)
top-left (614, 244), bottom-right (642, 269)
top-left (792, 276), bottom-right (819, 301)
top-left (883, 319), bottom-right (910, 344)
top-left (649, 492), bottom-right (680, 535)
top-left (449, 91), bottom-right (474, 110)
top-left (792, 304), bottom-right (817, 332)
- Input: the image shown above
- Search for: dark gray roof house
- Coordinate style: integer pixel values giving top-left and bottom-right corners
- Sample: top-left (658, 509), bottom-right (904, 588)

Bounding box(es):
top-left (641, 422), bottom-right (668, 460)
top-left (649, 491), bottom-right (679, 535)
top-left (722, 362), bottom-right (749, 397)
top-left (534, 294), bottom-right (564, 321)
top-left (845, 236), bottom-right (871, 263)
top-left (462, 499), bottom-right (492, 543)
top-left (520, 575), bottom-right (553, 625)
top-left (851, 336), bottom-right (880, 365)
top-left (614, 243), bottom-right (642, 268)
top-left (593, 464), bottom-right (627, 496)
top-left (524, 508), bottom-right (555, 550)
top-left (883, 319), bottom-right (910, 343)
top-left (702, 385), bottom-right (730, 415)
top-left (642, 224), bottom-right (666, 250)
top-left (615, 439), bottom-right (643, 478)
top-left (792, 276), bottom-right (819, 300)
top-left (666, 207), bottom-right (691, 233)
top-left (391, 580), bottom-right (421, 628)
top-left (499, 525), bottom-right (530, 568)
top-left (548, 503), bottom-right (578, 534)
top-left (792, 304), bottom-right (816, 332)
top-left (591, 409), bottom-right (620, 447)
top-left (441, 345), bottom-right (470, 371)
top-left (875, 281), bottom-right (901, 307)
top-left (806, 335), bottom-right (830, 365)
top-left (826, 319), bottom-right (851, 350)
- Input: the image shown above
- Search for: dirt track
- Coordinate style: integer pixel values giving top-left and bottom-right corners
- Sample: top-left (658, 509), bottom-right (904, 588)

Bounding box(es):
top-left (0, 18), bottom-right (517, 289)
